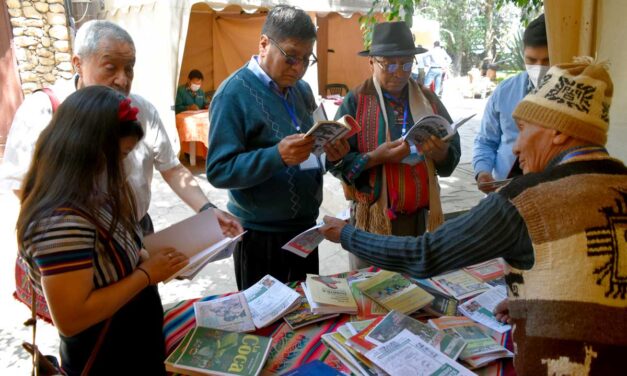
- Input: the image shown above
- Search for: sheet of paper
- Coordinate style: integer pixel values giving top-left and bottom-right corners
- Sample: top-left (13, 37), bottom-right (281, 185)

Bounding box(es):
top-left (143, 209), bottom-right (223, 258)
top-left (300, 153), bottom-right (322, 170)
top-left (458, 285), bottom-right (512, 333)
top-left (365, 330), bottom-right (475, 376)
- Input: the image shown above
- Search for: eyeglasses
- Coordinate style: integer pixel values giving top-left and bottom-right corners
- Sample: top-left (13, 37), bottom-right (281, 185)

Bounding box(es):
top-left (267, 36), bottom-right (318, 67)
top-left (375, 58), bottom-right (414, 73)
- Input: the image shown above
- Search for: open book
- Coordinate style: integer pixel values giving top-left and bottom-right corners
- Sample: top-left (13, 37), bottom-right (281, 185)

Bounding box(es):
top-left (403, 113), bottom-right (476, 145)
top-left (305, 115), bottom-right (361, 156)
top-left (143, 209), bottom-right (244, 283)
top-left (194, 274), bottom-right (300, 332)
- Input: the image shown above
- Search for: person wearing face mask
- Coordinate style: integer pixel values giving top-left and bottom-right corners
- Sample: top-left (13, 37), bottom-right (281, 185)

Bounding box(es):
top-left (473, 14), bottom-right (549, 193)
top-left (206, 5), bottom-right (349, 289)
top-left (175, 69), bottom-right (208, 113)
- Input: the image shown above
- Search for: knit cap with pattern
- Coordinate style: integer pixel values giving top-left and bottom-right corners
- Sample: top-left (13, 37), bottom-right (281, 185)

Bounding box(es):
top-left (512, 56), bottom-right (612, 146)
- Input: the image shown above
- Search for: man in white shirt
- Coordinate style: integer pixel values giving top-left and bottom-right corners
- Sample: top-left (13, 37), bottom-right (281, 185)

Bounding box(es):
top-left (423, 41), bottom-right (452, 97)
top-left (1, 20), bottom-right (241, 236)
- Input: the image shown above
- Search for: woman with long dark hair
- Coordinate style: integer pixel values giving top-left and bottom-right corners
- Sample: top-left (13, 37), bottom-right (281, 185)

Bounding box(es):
top-left (17, 85), bottom-right (188, 375)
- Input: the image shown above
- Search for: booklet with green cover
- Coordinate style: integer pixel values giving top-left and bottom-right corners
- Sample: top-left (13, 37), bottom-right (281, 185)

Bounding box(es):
top-left (165, 327), bottom-right (271, 376)
top-left (355, 270), bottom-right (434, 315)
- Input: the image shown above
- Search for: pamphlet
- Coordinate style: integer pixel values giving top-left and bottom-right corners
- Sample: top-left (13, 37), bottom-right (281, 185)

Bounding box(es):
top-left (165, 327), bottom-right (272, 376)
top-left (366, 310), bottom-right (466, 360)
top-left (194, 294), bottom-right (256, 333)
top-left (365, 329), bottom-right (475, 376)
top-left (355, 271), bottom-right (434, 315)
top-left (430, 269), bottom-right (491, 301)
top-left (463, 259), bottom-right (505, 282)
top-left (458, 285), bottom-right (511, 333)
top-left (282, 209), bottom-right (350, 258)
top-left (242, 275), bottom-right (300, 329)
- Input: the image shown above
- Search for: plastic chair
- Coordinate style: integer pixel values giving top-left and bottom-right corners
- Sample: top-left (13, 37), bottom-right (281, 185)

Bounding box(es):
top-left (325, 83), bottom-right (349, 97)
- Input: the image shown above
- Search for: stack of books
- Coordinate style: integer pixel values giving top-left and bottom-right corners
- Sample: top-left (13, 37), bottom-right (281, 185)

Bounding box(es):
top-left (353, 270), bottom-right (434, 315)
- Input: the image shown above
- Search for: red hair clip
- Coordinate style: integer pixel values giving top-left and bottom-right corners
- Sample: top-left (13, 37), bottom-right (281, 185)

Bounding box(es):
top-left (119, 98), bottom-right (139, 122)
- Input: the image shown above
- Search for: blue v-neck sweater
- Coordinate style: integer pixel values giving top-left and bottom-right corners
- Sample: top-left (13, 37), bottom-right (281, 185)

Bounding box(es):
top-left (206, 66), bottom-right (322, 232)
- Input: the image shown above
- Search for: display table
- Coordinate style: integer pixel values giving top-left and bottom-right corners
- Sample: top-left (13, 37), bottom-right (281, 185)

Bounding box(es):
top-left (163, 279), bottom-right (516, 375)
top-left (175, 110), bottom-right (209, 166)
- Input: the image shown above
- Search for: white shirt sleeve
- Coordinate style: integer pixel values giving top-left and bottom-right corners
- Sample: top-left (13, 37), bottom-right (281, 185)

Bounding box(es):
top-left (0, 92), bottom-right (54, 191)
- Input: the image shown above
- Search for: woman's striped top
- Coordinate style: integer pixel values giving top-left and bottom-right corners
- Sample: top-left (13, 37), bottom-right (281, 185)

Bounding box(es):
top-left (20, 205), bottom-right (142, 293)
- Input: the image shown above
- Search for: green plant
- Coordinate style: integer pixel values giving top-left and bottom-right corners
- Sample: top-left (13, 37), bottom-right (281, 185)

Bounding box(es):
top-left (359, 0), bottom-right (420, 49)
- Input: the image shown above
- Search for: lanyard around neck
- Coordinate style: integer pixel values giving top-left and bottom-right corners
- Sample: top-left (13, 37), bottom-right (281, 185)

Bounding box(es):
top-left (383, 92), bottom-right (409, 136)
top-left (273, 84), bottom-right (300, 132)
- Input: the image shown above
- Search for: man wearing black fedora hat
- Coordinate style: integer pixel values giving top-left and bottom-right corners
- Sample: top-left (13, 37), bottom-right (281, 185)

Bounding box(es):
top-left (329, 21), bottom-right (461, 270)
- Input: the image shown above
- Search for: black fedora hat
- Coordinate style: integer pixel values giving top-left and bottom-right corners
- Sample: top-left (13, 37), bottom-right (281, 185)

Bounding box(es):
top-left (358, 21), bottom-right (428, 57)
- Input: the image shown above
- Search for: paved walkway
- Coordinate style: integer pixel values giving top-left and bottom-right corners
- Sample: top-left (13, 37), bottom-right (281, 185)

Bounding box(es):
top-left (0, 83), bottom-right (488, 374)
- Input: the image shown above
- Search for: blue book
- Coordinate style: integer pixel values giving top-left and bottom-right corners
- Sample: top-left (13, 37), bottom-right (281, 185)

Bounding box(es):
top-left (281, 360), bottom-right (344, 376)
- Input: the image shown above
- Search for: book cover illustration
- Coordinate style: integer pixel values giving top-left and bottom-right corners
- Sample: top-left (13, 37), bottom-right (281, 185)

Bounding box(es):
top-left (403, 113), bottom-right (476, 145)
top-left (194, 294), bottom-right (255, 333)
top-left (365, 310), bottom-right (466, 360)
top-left (431, 269), bottom-right (491, 301)
top-left (356, 271), bottom-right (434, 315)
top-left (305, 115), bottom-right (360, 156)
top-left (306, 274), bottom-right (357, 308)
top-left (167, 327), bottom-right (271, 376)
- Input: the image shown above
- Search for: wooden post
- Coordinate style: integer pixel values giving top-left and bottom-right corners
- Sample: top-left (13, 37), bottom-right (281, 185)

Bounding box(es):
top-left (316, 14), bottom-right (329, 97)
top-left (544, 0), bottom-right (598, 65)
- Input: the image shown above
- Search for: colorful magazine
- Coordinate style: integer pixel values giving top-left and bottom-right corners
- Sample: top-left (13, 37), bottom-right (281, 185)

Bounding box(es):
top-left (365, 310), bottom-right (466, 360)
top-left (355, 271), bottom-right (433, 315)
top-left (165, 327), bottom-right (271, 376)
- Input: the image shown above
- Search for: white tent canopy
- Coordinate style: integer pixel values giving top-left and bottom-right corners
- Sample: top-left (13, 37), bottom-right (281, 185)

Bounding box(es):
top-left (102, 0), bottom-right (379, 134)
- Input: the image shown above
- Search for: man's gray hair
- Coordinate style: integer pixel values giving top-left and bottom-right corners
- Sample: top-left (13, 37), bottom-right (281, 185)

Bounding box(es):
top-left (73, 20), bottom-right (135, 58)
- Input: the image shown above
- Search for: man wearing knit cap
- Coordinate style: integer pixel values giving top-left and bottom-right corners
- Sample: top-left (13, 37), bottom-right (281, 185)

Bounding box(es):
top-left (321, 58), bottom-right (627, 373)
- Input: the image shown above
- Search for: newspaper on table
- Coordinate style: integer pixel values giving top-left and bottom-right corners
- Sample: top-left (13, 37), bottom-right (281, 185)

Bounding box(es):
top-left (365, 310), bottom-right (466, 360)
top-left (365, 329), bottom-right (475, 376)
top-left (194, 293), bottom-right (255, 332)
top-left (243, 275), bottom-right (300, 329)
top-left (458, 285), bottom-right (512, 333)
top-left (282, 208), bottom-right (351, 257)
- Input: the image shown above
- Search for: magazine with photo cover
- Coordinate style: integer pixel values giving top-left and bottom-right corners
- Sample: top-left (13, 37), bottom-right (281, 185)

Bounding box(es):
top-left (403, 113), bottom-right (476, 145)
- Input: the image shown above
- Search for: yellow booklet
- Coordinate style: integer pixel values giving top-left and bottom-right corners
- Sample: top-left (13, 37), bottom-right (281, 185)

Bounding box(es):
top-left (355, 271), bottom-right (434, 315)
top-left (305, 274), bottom-right (357, 309)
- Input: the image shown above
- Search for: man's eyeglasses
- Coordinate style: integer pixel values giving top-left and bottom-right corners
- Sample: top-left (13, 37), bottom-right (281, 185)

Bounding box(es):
top-left (375, 58), bottom-right (414, 73)
top-left (268, 36), bottom-right (318, 67)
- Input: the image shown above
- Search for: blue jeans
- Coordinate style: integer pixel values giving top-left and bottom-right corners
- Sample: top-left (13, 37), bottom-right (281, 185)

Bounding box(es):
top-left (425, 67), bottom-right (444, 96)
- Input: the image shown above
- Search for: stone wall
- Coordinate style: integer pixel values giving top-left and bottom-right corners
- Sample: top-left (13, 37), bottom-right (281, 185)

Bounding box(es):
top-left (7, 0), bottom-right (73, 95)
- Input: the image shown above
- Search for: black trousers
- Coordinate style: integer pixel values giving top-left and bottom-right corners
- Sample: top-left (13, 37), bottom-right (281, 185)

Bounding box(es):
top-left (234, 228), bottom-right (320, 290)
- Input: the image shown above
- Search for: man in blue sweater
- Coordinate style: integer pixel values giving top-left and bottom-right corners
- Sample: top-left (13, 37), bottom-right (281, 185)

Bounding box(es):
top-left (206, 5), bottom-right (348, 289)
top-left (473, 14), bottom-right (549, 192)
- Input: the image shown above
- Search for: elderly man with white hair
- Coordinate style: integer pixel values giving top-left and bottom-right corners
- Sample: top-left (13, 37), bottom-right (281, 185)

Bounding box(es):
top-left (1, 20), bottom-right (241, 236)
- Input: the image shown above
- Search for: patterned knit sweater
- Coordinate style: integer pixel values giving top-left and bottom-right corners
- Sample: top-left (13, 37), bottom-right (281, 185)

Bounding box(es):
top-left (499, 155), bottom-right (627, 375)
top-left (206, 65), bottom-right (322, 232)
